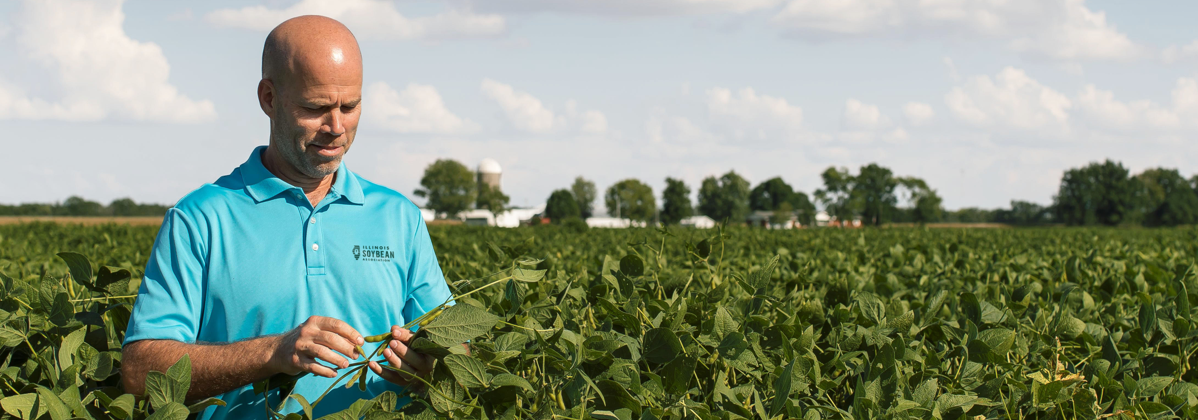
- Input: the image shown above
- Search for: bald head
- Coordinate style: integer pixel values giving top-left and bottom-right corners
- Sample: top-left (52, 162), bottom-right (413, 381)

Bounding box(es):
top-left (262, 15), bottom-right (362, 88)
top-left (258, 15), bottom-right (364, 183)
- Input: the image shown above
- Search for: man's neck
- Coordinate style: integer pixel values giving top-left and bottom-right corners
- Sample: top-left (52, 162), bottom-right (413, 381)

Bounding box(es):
top-left (261, 146), bottom-right (335, 206)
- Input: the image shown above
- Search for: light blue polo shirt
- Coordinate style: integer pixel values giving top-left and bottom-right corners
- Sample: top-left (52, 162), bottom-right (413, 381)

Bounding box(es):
top-left (125, 146), bottom-right (452, 420)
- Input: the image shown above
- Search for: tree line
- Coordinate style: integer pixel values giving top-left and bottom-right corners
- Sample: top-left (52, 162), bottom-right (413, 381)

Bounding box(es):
top-left (408, 158), bottom-right (1198, 228)
top-left (539, 163), bottom-right (941, 226)
top-left (0, 197), bottom-right (170, 217)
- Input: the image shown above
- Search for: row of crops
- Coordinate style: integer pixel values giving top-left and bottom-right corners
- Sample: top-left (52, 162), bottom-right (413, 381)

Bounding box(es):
top-left (1, 222), bottom-right (1198, 419)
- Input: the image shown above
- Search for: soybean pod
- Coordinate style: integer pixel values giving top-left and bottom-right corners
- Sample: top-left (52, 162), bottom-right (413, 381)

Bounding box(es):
top-left (363, 332), bottom-right (392, 343)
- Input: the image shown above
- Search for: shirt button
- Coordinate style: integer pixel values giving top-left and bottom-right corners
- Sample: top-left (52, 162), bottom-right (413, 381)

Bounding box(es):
top-left (311, 243), bottom-right (319, 251)
top-left (309, 218), bottom-right (315, 224)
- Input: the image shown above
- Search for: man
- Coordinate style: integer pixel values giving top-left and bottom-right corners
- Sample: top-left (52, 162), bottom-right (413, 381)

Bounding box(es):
top-left (121, 16), bottom-right (450, 419)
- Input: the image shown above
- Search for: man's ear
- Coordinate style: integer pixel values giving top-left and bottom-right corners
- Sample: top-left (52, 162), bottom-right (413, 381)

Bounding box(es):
top-left (258, 79), bottom-right (276, 117)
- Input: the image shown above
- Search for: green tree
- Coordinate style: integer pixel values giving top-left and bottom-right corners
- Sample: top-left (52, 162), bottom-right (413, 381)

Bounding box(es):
top-left (771, 201), bottom-right (794, 225)
top-left (792, 192), bottom-right (816, 227)
top-left (475, 183), bottom-right (510, 217)
top-left (660, 177), bottom-right (693, 226)
top-left (61, 196), bottom-right (103, 216)
top-left (1138, 168), bottom-right (1198, 226)
top-left (109, 198), bottom-right (138, 216)
top-left (605, 179), bottom-right (656, 223)
top-left (749, 177), bottom-right (795, 211)
top-left (898, 177), bottom-right (943, 224)
top-left (995, 201), bottom-right (1051, 225)
top-left (697, 171), bottom-right (750, 222)
top-left (853, 164), bottom-right (898, 226)
top-left (815, 167), bottom-right (857, 225)
top-left (1053, 160), bottom-right (1141, 226)
top-left (414, 159), bottom-right (476, 218)
top-left (544, 189), bottom-right (581, 223)
top-left (571, 177), bottom-right (597, 218)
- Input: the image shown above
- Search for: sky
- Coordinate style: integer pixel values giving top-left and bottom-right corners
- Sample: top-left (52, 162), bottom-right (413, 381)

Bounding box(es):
top-left (2, 0), bottom-right (1198, 211)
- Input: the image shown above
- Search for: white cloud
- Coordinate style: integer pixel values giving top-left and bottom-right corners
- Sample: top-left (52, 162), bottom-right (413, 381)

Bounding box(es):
top-left (481, 79), bottom-right (557, 133)
top-left (944, 67), bottom-right (1072, 133)
top-left (206, 0), bottom-right (504, 40)
top-left (772, 0), bottom-right (1141, 61)
top-left (0, 0), bottom-right (215, 123)
top-left (579, 110), bottom-right (608, 134)
top-left (903, 102), bottom-right (935, 126)
top-left (365, 82), bottom-right (477, 134)
top-left (706, 87), bottom-right (804, 130)
top-left (1075, 78), bottom-right (1198, 131)
top-left (1163, 40), bottom-right (1198, 64)
top-left (565, 99), bottom-right (609, 134)
top-left (842, 98), bottom-right (889, 129)
top-left (466, 0), bottom-right (781, 16)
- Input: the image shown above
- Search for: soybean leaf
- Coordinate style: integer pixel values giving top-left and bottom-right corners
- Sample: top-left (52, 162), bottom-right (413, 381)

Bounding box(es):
top-left (420, 304), bottom-right (501, 347)
top-left (1, 394), bottom-right (43, 420)
top-left (57, 328), bottom-right (86, 369)
top-left (0, 328), bottom-right (26, 348)
top-left (770, 358), bottom-right (797, 416)
top-left (56, 252), bottom-right (94, 290)
top-left (107, 394), bottom-right (136, 419)
top-left (146, 402), bottom-right (190, 420)
top-left (597, 380), bottom-right (642, 417)
top-left (1138, 376), bottom-right (1173, 397)
top-left (512, 268), bottom-right (545, 283)
top-left (491, 373), bottom-right (534, 392)
top-left (620, 255), bottom-right (644, 277)
top-left (444, 354), bottom-right (490, 388)
top-left (713, 306), bottom-right (739, 340)
top-left (187, 398), bottom-right (227, 414)
top-left (642, 328), bottom-right (682, 365)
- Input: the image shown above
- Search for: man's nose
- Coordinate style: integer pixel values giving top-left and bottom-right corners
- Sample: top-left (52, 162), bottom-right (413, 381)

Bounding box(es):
top-left (322, 109), bottom-right (345, 136)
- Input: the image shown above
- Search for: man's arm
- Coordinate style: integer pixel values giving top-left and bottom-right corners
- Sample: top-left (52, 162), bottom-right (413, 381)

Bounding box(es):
top-left (122, 316), bottom-right (366, 400)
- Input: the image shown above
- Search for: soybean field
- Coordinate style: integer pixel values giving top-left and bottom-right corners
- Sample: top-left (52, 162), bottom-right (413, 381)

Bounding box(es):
top-left (2, 222), bottom-right (1198, 420)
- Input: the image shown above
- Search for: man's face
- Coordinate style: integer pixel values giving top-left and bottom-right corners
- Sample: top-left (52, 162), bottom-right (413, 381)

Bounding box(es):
top-left (270, 57), bottom-right (362, 179)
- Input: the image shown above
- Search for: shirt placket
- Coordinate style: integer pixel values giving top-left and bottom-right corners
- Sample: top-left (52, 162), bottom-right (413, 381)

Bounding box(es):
top-left (297, 190), bottom-right (327, 276)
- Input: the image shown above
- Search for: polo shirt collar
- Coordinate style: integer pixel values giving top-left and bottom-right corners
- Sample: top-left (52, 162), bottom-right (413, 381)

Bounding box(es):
top-left (240, 146), bottom-right (364, 205)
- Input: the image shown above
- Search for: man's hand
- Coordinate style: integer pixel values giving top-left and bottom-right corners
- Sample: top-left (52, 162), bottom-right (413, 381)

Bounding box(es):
top-left (366, 326), bottom-right (434, 389)
top-left (271, 316), bottom-right (365, 378)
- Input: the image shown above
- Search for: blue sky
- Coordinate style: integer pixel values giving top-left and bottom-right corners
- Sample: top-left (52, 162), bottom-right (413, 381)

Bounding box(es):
top-left (2, 0), bottom-right (1197, 210)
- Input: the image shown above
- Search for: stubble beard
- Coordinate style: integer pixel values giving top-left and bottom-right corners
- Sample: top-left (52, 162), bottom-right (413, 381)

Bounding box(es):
top-left (272, 122), bottom-right (343, 179)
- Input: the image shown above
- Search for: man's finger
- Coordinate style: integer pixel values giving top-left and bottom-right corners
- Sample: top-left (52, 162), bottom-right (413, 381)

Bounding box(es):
top-left (300, 355), bottom-right (338, 378)
top-left (319, 317), bottom-right (365, 345)
top-left (303, 343), bottom-right (350, 370)
top-left (389, 337), bottom-right (432, 373)
top-left (368, 360), bottom-right (412, 386)
top-left (314, 331), bottom-right (360, 360)
top-left (391, 326), bottom-right (414, 342)
top-left (382, 348), bottom-right (421, 379)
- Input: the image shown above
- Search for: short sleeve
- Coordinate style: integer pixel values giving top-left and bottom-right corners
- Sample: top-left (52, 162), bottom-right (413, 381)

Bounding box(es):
top-left (124, 208), bottom-right (207, 345)
top-left (402, 216), bottom-right (452, 326)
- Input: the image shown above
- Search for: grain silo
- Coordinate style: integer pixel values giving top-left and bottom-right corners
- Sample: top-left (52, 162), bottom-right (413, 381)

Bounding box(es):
top-left (478, 158), bottom-right (502, 191)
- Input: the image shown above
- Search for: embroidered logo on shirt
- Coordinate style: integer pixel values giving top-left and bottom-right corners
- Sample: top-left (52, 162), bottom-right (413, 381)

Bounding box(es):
top-left (355, 245), bottom-right (394, 262)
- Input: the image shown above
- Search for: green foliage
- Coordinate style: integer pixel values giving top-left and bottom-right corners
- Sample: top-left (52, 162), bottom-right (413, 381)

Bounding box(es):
top-left (474, 183), bottom-right (510, 217)
top-left (660, 177), bottom-right (693, 226)
top-left (544, 189), bottom-right (581, 223)
top-left (815, 167), bottom-right (859, 224)
top-left (748, 177), bottom-right (797, 212)
top-left (698, 171), bottom-right (750, 223)
top-left (571, 177), bottom-right (598, 219)
top-left (414, 159), bottom-right (477, 218)
top-left (854, 163), bottom-right (899, 226)
top-left (1139, 168), bottom-right (1198, 227)
top-left (7, 222), bottom-right (1198, 420)
top-left (0, 197), bottom-right (169, 217)
top-left (605, 179), bottom-right (656, 223)
top-left (1055, 159), bottom-right (1142, 226)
